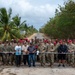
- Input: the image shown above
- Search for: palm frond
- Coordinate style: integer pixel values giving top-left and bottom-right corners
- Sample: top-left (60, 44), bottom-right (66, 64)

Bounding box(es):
top-left (0, 8), bottom-right (9, 24)
top-left (1, 30), bottom-right (7, 41)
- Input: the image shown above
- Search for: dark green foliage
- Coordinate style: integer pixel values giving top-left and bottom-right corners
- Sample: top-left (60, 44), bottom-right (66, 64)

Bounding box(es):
top-left (40, 0), bottom-right (75, 39)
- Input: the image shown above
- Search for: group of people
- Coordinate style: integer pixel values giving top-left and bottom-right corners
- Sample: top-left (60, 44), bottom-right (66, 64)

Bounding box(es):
top-left (0, 38), bottom-right (75, 67)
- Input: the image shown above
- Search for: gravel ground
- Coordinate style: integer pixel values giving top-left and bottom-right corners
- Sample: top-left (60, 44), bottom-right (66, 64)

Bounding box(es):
top-left (0, 63), bottom-right (75, 75)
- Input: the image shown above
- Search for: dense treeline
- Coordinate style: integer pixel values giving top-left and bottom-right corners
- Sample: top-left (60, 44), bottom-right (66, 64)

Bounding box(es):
top-left (40, 0), bottom-right (75, 39)
top-left (0, 8), bottom-right (38, 41)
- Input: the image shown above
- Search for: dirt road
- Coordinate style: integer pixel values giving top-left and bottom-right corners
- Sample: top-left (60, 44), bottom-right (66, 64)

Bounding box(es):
top-left (0, 66), bottom-right (75, 75)
top-left (28, 33), bottom-right (50, 40)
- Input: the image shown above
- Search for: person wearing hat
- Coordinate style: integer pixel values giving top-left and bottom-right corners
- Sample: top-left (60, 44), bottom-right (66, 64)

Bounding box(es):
top-left (38, 41), bottom-right (46, 67)
top-left (0, 41), bottom-right (4, 65)
top-left (67, 40), bottom-right (75, 66)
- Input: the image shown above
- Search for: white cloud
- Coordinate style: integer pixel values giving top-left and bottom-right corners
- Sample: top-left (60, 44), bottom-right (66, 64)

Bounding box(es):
top-left (0, 0), bottom-right (63, 30)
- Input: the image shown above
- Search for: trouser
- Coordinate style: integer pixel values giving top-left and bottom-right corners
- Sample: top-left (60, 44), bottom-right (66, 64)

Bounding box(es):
top-left (48, 53), bottom-right (54, 65)
top-left (6, 53), bottom-right (12, 65)
top-left (11, 53), bottom-right (15, 65)
top-left (39, 53), bottom-right (45, 66)
top-left (15, 55), bottom-right (21, 66)
top-left (0, 53), bottom-right (4, 63)
top-left (28, 53), bottom-right (36, 66)
top-left (67, 52), bottom-right (74, 65)
top-left (23, 55), bottom-right (29, 65)
top-left (2, 53), bottom-right (9, 65)
top-left (37, 55), bottom-right (40, 62)
top-left (1, 53), bottom-right (6, 64)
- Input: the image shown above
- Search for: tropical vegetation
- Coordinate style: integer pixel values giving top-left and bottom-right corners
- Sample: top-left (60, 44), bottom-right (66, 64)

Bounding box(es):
top-left (40, 0), bottom-right (75, 39)
top-left (0, 8), bottom-right (38, 41)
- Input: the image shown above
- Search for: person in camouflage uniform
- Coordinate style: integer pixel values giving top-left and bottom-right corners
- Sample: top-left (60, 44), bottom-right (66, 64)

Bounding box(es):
top-left (38, 41), bottom-right (46, 67)
top-left (2, 41), bottom-right (12, 65)
top-left (0, 41), bottom-right (4, 64)
top-left (73, 40), bottom-right (75, 67)
top-left (10, 41), bottom-right (17, 65)
top-left (6, 42), bottom-right (15, 65)
top-left (46, 41), bottom-right (55, 67)
top-left (2, 42), bottom-right (8, 65)
top-left (43, 42), bottom-right (48, 63)
top-left (67, 40), bottom-right (75, 66)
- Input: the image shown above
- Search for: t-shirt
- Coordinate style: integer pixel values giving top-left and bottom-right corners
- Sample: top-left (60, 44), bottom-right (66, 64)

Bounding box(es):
top-left (22, 45), bottom-right (29, 55)
top-left (15, 45), bottom-right (22, 55)
top-left (37, 50), bottom-right (39, 55)
top-left (27, 46), bottom-right (36, 53)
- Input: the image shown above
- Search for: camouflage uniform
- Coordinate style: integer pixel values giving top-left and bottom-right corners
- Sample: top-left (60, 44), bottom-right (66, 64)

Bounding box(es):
top-left (67, 43), bottom-right (75, 66)
top-left (0, 43), bottom-right (4, 63)
top-left (73, 44), bottom-right (75, 67)
top-left (2, 43), bottom-right (8, 65)
top-left (54, 43), bottom-right (60, 62)
top-left (7, 43), bottom-right (14, 65)
top-left (10, 42), bottom-right (16, 65)
top-left (47, 43), bottom-right (55, 66)
top-left (38, 43), bottom-right (46, 66)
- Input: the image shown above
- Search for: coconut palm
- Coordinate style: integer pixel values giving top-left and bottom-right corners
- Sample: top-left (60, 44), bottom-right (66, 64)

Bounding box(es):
top-left (0, 8), bottom-right (22, 41)
top-left (12, 15), bottom-right (28, 37)
top-left (12, 15), bottom-right (26, 28)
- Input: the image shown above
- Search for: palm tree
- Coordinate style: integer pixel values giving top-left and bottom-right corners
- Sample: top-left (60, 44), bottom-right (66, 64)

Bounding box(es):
top-left (0, 8), bottom-right (22, 41)
top-left (20, 23), bottom-right (29, 36)
top-left (12, 15), bottom-right (28, 37)
top-left (12, 15), bottom-right (26, 28)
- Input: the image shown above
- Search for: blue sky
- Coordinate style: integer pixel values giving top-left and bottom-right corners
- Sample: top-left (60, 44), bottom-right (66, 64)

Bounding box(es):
top-left (0, 0), bottom-right (69, 30)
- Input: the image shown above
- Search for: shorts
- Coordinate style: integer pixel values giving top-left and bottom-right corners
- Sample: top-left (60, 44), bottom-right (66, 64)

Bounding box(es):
top-left (58, 54), bottom-right (66, 60)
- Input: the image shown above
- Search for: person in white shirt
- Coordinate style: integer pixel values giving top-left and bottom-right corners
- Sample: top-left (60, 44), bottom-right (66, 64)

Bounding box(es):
top-left (15, 42), bottom-right (22, 67)
top-left (22, 42), bottom-right (29, 65)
